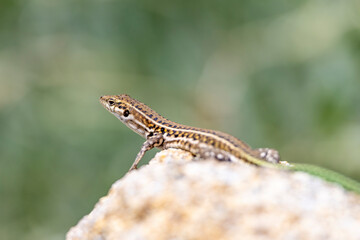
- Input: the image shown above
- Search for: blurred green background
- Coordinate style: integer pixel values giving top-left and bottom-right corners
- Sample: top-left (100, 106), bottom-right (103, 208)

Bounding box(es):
top-left (1, 0), bottom-right (360, 239)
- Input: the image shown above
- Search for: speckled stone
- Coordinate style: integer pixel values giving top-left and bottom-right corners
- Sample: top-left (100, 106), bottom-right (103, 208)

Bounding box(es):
top-left (67, 149), bottom-right (360, 240)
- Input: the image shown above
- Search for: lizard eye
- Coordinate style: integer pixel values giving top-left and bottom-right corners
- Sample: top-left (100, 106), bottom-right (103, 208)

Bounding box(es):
top-left (123, 109), bottom-right (130, 117)
top-left (108, 100), bottom-right (115, 106)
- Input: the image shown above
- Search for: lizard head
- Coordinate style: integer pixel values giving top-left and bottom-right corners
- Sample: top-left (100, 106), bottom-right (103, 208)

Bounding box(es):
top-left (100, 94), bottom-right (133, 119)
top-left (99, 94), bottom-right (154, 138)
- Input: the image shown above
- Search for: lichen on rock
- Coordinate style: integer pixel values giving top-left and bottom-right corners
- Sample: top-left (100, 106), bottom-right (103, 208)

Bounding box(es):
top-left (67, 149), bottom-right (360, 240)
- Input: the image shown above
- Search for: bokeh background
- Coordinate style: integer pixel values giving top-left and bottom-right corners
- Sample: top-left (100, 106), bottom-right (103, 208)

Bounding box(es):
top-left (1, 0), bottom-right (360, 239)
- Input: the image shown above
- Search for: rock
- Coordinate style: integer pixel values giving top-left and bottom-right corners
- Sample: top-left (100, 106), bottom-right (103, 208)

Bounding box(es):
top-left (67, 149), bottom-right (360, 240)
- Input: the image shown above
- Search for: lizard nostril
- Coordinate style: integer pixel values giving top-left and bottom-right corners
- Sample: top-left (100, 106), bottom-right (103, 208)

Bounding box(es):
top-left (108, 100), bottom-right (115, 106)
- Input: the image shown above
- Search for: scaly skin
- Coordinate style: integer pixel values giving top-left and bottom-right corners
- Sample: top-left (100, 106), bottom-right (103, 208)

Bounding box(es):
top-left (100, 94), bottom-right (280, 171)
top-left (100, 94), bottom-right (360, 194)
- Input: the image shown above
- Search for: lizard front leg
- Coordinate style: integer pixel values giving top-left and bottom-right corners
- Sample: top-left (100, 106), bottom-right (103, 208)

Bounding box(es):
top-left (129, 133), bottom-right (164, 171)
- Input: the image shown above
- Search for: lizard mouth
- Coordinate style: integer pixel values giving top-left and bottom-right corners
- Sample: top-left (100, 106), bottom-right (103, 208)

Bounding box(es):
top-left (99, 96), bottom-right (107, 103)
top-left (99, 96), bottom-right (112, 111)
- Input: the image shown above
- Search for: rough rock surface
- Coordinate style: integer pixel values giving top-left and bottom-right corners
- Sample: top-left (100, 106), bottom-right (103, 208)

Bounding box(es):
top-left (67, 149), bottom-right (360, 240)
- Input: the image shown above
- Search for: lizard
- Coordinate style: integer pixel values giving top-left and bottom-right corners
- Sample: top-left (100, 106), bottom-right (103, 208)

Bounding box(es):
top-left (100, 94), bottom-right (360, 193)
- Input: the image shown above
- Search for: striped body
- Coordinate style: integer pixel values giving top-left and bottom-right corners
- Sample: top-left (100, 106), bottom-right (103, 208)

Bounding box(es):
top-left (100, 94), bottom-right (280, 171)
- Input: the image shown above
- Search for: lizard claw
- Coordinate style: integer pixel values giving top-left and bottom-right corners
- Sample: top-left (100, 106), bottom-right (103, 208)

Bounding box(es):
top-left (257, 148), bottom-right (280, 164)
